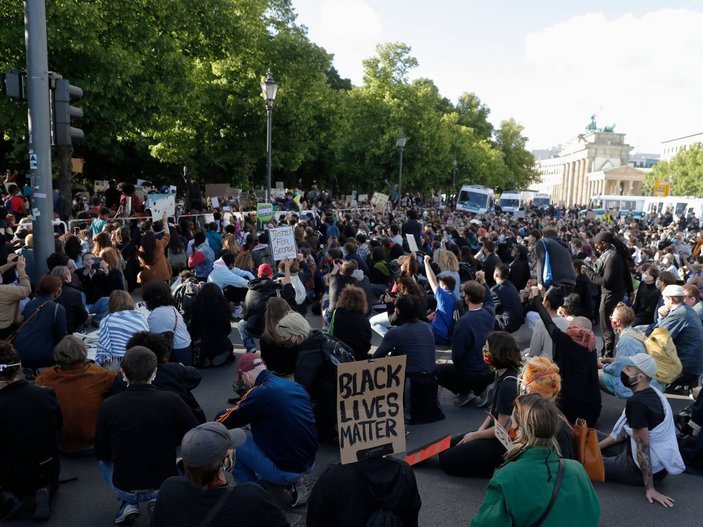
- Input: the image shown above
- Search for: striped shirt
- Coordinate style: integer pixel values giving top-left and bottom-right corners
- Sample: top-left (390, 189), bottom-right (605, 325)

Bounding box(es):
top-left (95, 310), bottom-right (150, 367)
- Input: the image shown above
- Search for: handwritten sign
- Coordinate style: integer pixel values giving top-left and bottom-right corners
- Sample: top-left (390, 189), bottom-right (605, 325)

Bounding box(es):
top-left (146, 194), bottom-right (175, 217)
top-left (268, 226), bottom-right (297, 261)
top-left (371, 192), bottom-right (389, 213)
top-left (337, 356), bottom-right (406, 465)
top-left (490, 413), bottom-right (515, 452)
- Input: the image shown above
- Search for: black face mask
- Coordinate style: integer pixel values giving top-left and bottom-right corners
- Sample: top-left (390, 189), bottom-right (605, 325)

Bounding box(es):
top-left (281, 339), bottom-right (297, 349)
top-left (620, 371), bottom-right (639, 388)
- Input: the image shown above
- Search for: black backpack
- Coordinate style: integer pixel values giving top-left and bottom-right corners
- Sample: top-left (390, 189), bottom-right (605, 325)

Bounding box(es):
top-left (448, 297), bottom-right (466, 337)
top-left (173, 277), bottom-right (203, 326)
top-left (366, 509), bottom-right (403, 527)
top-left (320, 333), bottom-right (355, 366)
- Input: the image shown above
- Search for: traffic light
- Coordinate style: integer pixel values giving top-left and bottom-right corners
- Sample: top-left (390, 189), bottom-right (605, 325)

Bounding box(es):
top-left (52, 78), bottom-right (84, 146)
top-left (2, 69), bottom-right (25, 101)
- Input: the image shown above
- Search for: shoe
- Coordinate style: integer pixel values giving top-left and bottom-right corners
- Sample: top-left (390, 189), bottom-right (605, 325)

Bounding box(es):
top-left (114, 502), bottom-right (140, 525)
top-left (147, 499), bottom-right (157, 515)
top-left (32, 487), bottom-right (50, 521)
top-left (0, 492), bottom-right (23, 521)
top-left (453, 392), bottom-right (476, 407)
top-left (289, 475), bottom-right (310, 507)
top-left (475, 383), bottom-right (496, 408)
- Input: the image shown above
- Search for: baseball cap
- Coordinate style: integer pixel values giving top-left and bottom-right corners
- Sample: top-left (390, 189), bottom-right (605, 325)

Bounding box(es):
top-left (257, 263), bottom-right (273, 277)
top-left (237, 353), bottom-right (265, 381)
top-left (622, 353), bottom-right (657, 379)
top-left (181, 422), bottom-right (246, 467)
top-left (662, 284), bottom-right (685, 298)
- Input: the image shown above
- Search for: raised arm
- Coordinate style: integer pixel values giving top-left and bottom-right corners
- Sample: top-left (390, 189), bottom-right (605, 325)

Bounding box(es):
top-left (424, 255), bottom-right (438, 293)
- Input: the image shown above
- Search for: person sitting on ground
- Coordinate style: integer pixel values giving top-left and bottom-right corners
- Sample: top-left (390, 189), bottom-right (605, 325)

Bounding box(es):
top-left (329, 285), bottom-right (372, 361)
top-left (437, 271), bottom-right (496, 407)
top-left (188, 283), bottom-right (234, 367)
top-left (122, 331), bottom-right (206, 424)
top-left (438, 331), bottom-right (521, 478)
top-left (216, 354), bottom-right (317, 508)
top-left (51, 265), bottom-right (88, 333)
top-left (599, 302), bottom-right (663, 398)
top-left (373, 294), bottom-right (444, 424)
top-left (259, 297), bottom-right (294, 376)
top-left (323, 259), bottom-right (358, 325)
top-left (682, 283), bottom-right (703, 324)
top-left (424, 254), bottom-right (461, 346)
top-left (95, 346), bottom-right (198, 524)
top-left (307, 453), bottom-right (421, 527)
top-left (599, 354), bottom-right (685, 507)
top-left (35, 336), bottom-right (117, 453)
top-left (491, 263), bottom-right (524, 333)
top-left (95, 290), bottom-right (150, 370)
top-left (524, 287), bottom-right (568, 361)
top-left (0, 341), bottom-right (62, 522)
top-left (433, 248), bottom-right (462, 297)
top-left (0, 254), bottom-right (30, 340)
top-left (679, 388), bottom-right (703, 476)
top-left (207, 250), bottom-right (255, 305)
top-left (13, 274), bottom-right (68, 371)
top-left (532, 296), bottom-right (601, 427)
top-left (142, 281), bottom-right (193, 365)
top-left (471, 395), bottom-right (600, 526)
top-left (632, 265), bottom-right (662, 326)
top-left (151, 422), bottom-right (288, 527)
top-left (187, 231), bottom-right (215, 281)
top-left (370, 275), bottom-right (426, 338)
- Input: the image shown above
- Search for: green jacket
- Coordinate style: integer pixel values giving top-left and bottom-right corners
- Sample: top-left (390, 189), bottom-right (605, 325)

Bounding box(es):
top-left (471, 448), bottom-right (600, 527)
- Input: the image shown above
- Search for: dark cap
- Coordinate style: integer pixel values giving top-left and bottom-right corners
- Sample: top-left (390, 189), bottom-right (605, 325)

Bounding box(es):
top-left (237, 353), bottom-right (265, 381)
top-left (181, 422), bottom-right (246, 467)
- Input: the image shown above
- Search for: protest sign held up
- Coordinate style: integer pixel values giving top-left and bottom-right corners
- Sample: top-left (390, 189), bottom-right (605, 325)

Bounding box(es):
top-left (268, 225), bottom-right (297, 261)
top-left (146, 194), bottom-right (176, 217)
top-left (337, 356), bottom-right (406, 465)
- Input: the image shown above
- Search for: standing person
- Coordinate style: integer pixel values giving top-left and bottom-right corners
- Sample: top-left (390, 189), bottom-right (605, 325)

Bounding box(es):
top-left (0, 254), bottom-right (30, 339)
top-left (599, 354), bottom-right (685, 507)
top-left (142, 281), bottom-right (193, 365)
top-left (534, 227), bottom-right (576, 290)
top-left (150, 422), bottom-right (288, 527)
top-left (216, 354), bottom-right (317, 507)
top-left (437, 272), bottom-right (496, 406)
top-left (402, 208), bottom-right (423, 252)
top-left (0, 342), bottom-right (62, 521)
top-left (581, 231), bottom-right (633, 357)
top-left (95, 346), bottom-right (198, 524)
top-left (136, 213), bottom-right (172, 285)
top-left (471, 395), bottom-right (600, 526)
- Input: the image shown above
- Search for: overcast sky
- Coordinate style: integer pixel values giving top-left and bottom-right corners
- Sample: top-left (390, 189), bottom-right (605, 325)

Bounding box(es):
top-left (292, 0), bottom-right (703, 153)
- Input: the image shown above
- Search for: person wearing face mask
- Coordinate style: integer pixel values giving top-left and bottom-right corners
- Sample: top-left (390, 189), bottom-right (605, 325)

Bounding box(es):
top-left (599, 354), bottom-right (685, 508)
top-left (95, 347), bottom-right (198, 525)
top-left (216, 353), bottom-right (317, 508)
top-left (150, 422), bottom-right (288, 527)
top-left (631, 265), bottom-right (662, 326)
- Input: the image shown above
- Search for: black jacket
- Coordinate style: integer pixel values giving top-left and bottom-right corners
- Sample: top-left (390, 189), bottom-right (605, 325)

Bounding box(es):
top-left (508, 245), bottom-right (530, 292)
top-left (491, 281), bottom-right (524, 333)
top-left (632, 282), bottom-right (661, 326)
top-left (331, 308), bottom-right (372, 361)
top-left (582, 247), bottom-right (628, 295)
top-left (55, 282), bottom-right (88, 333)
top-left (535, 237), bottom-right (576, 288)
top-left (482, 253), bottom-right (502, 287)
top-left (242, 278), bottom-right (295, 336)
top-left (307, 457), bottom-right (421, 527)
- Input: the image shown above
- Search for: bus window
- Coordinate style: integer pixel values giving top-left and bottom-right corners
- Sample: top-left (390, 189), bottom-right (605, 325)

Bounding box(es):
top-left (675, 203), bottom-right (687, 216)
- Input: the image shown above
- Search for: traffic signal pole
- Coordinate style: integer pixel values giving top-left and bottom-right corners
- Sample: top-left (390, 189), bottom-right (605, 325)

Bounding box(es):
top-left (24, 0), bottom-right (54, 277)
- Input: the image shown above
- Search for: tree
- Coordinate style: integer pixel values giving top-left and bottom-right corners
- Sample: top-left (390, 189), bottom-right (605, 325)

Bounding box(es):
top-left (456, 92), bottom-right (493, 141)
top-left (494, 118), bottom-right (539, 190)
top-left (646, 144), bottom-right (703, 196)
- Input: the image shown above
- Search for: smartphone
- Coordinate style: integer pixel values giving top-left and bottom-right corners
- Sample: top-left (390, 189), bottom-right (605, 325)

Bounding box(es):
top-left (92, 257), bottom-right (103, 270)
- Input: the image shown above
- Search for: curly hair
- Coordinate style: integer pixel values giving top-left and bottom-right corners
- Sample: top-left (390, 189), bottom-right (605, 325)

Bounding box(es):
top-left (523, 357), bottom-right (561, 400)
top-left (336, 285), bottom-right (367, 313)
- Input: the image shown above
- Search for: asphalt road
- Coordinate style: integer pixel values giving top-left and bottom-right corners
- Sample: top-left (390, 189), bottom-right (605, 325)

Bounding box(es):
top-left (7, 317), bottom-right (699, 526)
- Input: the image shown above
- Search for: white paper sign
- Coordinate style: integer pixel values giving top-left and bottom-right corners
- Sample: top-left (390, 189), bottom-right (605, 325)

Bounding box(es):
top-left (211, 196), bottom-right (220, 209)
top-left (268, 226), bottom-right (297, 261)
top-left (406, 234), bottom-right (419, 253)
top-left (146, 194), bottom-right (176, 217)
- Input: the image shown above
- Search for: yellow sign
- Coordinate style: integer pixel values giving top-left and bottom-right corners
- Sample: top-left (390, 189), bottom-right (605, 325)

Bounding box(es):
top-left (653, 181), bottom-right (670, 197)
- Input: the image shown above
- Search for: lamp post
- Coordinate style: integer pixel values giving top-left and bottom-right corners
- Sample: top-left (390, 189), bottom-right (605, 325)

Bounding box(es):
top-left (396, 132), bottom-right (407, 208)
top-left (261, 71), bottom-right (278, 204)
top-left (451, 156), bottom-right (457, 208)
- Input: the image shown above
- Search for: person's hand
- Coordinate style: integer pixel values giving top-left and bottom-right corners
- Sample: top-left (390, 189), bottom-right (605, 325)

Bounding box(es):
top-left (283, 258), bottom-right (293, 269)
top-left (529, 286), bottom-right (540, 299)
top-left (424, 255), bottom-right (431, 265)
top-left (475, 270), bottom-right (485, 284)
top-left (99, 259), bottom-right (109, 271)
top-left (658, 305), bottom-right (670, 318)
top-left (645, 488), bottom-right (675, 507)
top-left (14, 254), bottom-right (25, 274)
top-left (6, 253), bottom-right (18, 265)
top-left (457, 432), bottom-right (476, 445)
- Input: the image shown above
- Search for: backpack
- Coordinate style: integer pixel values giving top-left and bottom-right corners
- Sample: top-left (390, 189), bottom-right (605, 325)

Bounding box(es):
top-left (642, 327), bottom-right (682, 384)
top-left (458, 261), bottom-right (476, 283)
top-left (320, 333), bottom-right (355, 366)
top-left (173, 277), bottom-right (203, 326)
top-left (448, 297), bottom-right (466, 337)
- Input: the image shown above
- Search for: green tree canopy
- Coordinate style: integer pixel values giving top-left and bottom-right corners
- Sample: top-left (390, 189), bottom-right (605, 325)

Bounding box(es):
top-left (646, 144), bottom-right (703, 196)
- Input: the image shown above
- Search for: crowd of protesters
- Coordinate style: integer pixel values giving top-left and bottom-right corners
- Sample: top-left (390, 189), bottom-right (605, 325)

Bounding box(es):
top-left (0, 173), bottom-right (702, 525)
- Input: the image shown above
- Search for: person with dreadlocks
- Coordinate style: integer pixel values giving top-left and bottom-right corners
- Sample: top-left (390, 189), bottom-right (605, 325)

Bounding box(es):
top-left (471, 395), bottom-right (600, 526)
top-left (581, 231), bottom-right (634, 357)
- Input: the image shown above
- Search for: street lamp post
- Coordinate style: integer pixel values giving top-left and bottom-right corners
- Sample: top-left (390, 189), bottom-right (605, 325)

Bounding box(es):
top-left (261, 71), bottom-right (278, 204)
top-left (451, 156), bottom-right (457, 208)
top-left (396, 132), bottom-right (407, 208)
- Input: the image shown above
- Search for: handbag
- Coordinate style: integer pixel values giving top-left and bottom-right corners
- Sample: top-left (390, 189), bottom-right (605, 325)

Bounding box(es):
top-left (573, 418), bottom-right (605, 482)
top-left (541, 240), bottom-right (553, 287)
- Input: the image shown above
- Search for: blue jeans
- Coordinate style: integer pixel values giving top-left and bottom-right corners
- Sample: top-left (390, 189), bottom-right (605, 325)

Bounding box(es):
top-left (99, 461), bottom-right (159, 505)
top-left (233, 433), bottom-right (311, 485)
top-left (87, 297), bottom-right (110, 324)
top-left (237, 319), bottom-right (257, 353)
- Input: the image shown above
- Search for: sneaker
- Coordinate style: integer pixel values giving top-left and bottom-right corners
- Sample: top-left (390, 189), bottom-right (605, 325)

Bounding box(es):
top-left (453, 392), bottom-right (476, 407)
top-left (147, 499), bottom-right (157, 515)
top-left (32, 487), bottom-right (50, 521)
top-left (289, 475), bottom-right (310, 507)
top-left (476, 383), bottom-right (496, 408)
top-left (0, 492), bottom-right (23, 521)
top-left (114, 502), bottom-right (140, 525)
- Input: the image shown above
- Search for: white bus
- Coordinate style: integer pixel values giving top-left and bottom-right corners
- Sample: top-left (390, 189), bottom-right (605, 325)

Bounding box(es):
top-left (582, 195), bottom-right (646, 218)
top-left (498, 190), bottom-right (535, 213)
top-left (643, 196), bottom-right (703, 221)
top-left (456, 185), bottom-right (495, 215)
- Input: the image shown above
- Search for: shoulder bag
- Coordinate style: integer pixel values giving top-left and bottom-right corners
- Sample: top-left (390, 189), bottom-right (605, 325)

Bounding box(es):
top-left (573, 418), bottom-right (605, 482)
top-left (531, 458), bottom-right (564, 527)
top-left (5, 300), bottom-right (52, 343)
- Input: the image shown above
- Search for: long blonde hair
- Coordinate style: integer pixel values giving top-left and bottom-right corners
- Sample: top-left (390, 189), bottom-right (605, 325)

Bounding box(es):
top-left (433, 248), bottom-right (459, 273)
top-left (505, 394), bottom-right (561, 461)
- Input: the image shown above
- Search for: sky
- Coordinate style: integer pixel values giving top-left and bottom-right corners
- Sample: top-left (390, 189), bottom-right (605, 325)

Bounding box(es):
top-left (291, 0), bottom-right (703, 154)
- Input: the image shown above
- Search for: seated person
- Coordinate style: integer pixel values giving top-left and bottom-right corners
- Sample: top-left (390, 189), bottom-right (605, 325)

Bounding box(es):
top-left (679, 388), bottom-right (703, 475)
top-left (373, 295), bottom-right (444, 424)
top-left (523, 287), bottom-right (568, 361)
top-left (151, 422), bottom-right (288, 526)
top-left (599, 354), bottom-right (685, 507)
top-left (491, 264), bottom-right (524, 333)
top-left (189, 283), bottom-right (234, 367)
top-left (35, 336), bottom-right (117, 453)
top-left (216, 354), bottom-right (317, 507)
top-left (423, 254), bottom-right (461, 345)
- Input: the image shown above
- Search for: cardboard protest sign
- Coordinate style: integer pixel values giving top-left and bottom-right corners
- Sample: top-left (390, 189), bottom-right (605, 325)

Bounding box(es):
top-left (275, 181), bottom-right (284, 190)
top-left (146, 194), bottom-right (175, 217)
top-left (337, 356), bottom-right (406, 465)
top-left (94, 180), bottom-right (109, 192)
top-left (404, 435), bottom-right (452, 466)
top-left (357, 194), bottom-right (368, 203)
top-left (406, 234), bottom-right (419, 253)
top-left (268, 226), bottom-right (297, 261)
top-left (371, 192), bottom-right (389, 213)
top-left (490, 413), bottom-right (515, 451)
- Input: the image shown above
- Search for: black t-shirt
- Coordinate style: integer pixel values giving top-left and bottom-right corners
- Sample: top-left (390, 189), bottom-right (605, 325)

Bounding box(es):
top-left (490, 367), bottom-right (519, 417)
top-left (626, 387), bottom-right (665, 430)
top-left (151, 478), bottom-right (288, 527)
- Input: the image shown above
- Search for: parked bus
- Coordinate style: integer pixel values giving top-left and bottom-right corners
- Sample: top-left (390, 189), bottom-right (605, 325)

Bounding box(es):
top-left (581, 195), bottom-right (646, 218)
top-left (456, 185), bottom-right (495, 215)
top-left (643, 196), bottom-right (703, 221)
top-left (498, 190), bottom-right (535, 213)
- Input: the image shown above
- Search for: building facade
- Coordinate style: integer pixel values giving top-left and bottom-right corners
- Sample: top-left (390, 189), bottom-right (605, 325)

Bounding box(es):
top-left (661, 132), bottom-right (703, 162)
